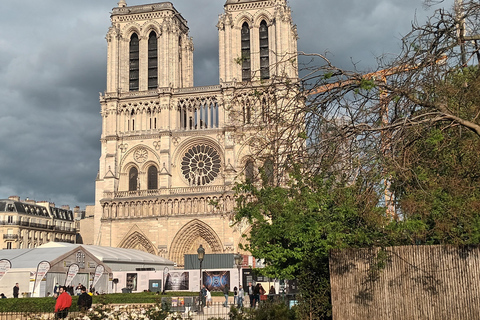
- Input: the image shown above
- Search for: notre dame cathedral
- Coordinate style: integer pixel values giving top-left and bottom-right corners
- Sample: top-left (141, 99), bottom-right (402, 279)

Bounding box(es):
top-left (93, 0), bottom-right (298, 267)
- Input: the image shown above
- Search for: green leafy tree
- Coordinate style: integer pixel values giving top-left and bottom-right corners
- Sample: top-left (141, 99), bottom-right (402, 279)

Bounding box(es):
top-left (235, 168), bottom-right (388, 319)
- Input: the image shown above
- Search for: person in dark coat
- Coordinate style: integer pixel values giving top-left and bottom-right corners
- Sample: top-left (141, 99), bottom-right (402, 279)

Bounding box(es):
top-left (247, 282), bottom-right (254, 308)
top-left (253, 283), bottom-right (261, 307)
top-left (223, 285), bottom-right (229, 307)
top-left (13, 283), bottom-right (19, 298)
top-left (77, 286), bottom-right (92, 311)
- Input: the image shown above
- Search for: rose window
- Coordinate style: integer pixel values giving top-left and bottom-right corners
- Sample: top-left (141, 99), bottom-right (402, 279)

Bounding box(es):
top-left (133, 148), bottom-right (148, 163)
top-left (181, 144), bottom-right (221, 185)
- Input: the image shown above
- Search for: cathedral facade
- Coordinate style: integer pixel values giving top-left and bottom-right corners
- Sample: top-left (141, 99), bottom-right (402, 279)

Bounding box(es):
top-left (94, 0), bottom-right (298, 267)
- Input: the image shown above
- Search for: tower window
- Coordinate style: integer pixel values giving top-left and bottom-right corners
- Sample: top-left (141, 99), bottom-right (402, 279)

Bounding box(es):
top-left (129, 33), bottom-right (139, 91)
top-left (148, 166), bottom-right (158, 190)
top-left (259, 20), bottom-right (269, 79)
top-left (129, 167), bottom-right (138, 191)
top-left (241, 22), bottom-right (251, 81)
top-left (148, 32), bottom-right (158, 90)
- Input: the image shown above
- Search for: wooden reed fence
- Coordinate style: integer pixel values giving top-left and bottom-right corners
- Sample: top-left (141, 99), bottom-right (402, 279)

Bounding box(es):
top-left (329, 245), bottom-right (480, 320)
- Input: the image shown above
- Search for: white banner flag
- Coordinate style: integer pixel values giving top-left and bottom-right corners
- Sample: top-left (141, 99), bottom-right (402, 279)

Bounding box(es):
top-left (92, 264), bottom-right (105, 288)
top-left (65, 263), bottom-right (79, 287)
top-left (33, 261), bottom-right (50, 293)
top-left (0, 259), bottom-right (11, 281)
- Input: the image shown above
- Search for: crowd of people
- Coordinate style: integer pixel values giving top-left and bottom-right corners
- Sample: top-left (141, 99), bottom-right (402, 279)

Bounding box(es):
top-left (200, 282), bottom-right (276, 309)
top-left (53, 283), bottom-right (93, 319)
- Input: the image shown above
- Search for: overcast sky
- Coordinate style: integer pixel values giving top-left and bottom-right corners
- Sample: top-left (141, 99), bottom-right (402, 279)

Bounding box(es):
top-left (0, 0), bottom-right (454, 209)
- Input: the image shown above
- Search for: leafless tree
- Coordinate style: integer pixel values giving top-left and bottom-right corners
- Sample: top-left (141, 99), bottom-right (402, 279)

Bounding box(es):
top-left (228, 1), bottom-right (480, 215)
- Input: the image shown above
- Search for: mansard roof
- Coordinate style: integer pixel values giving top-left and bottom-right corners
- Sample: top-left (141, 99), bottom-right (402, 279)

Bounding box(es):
top-left (0, 199), bottom-right (73, 221)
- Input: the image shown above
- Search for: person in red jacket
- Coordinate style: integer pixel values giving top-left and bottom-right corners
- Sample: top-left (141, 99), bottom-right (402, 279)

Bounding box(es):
top-left (54, 286), bottom-right (72, 319)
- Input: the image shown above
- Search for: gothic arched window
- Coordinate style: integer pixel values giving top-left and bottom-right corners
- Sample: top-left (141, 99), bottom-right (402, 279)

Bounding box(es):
top-left (245, 159), bottom-right (254, 182)
top-left (148, 31), bottom-right (158, 90)
top-left (148, 165), bottom-right (158, 190)
top-left (129, 33), bottom-right (140, 91)
top-left (129, 167), bottom-right (138, 191)
top-left (241, 22), bottom-right (251, 81)
top-left (262, 158), bottom-right (274, 185)
top-left (259, 20), bottom-right (269, 79)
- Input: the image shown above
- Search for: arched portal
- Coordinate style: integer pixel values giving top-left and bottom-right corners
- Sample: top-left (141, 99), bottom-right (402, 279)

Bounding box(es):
top-left (169, 219), bottom-right (223, 267)
top-left (118, 230), bottom-right (157, 255)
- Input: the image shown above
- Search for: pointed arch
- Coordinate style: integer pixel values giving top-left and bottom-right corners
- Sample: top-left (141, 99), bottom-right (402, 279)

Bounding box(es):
top-left (169, 219), bottom-right (223, 267)
top-left (253, 11), bottom-right (273, 27)
top-left (118, 227), bottom-right (157, 255)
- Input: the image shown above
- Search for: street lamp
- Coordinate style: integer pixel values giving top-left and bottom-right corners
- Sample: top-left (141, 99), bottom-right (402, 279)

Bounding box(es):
top-left (197, 244), bottom-right (205, 314)
top-left (234, 253), bottom-right (243, 293)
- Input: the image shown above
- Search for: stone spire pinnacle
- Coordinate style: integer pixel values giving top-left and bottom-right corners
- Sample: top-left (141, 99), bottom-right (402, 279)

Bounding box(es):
top-left (118, 0), bottom-right (127, 8)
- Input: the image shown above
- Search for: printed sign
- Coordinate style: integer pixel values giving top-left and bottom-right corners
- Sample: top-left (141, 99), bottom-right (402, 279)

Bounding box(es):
top-left (92, 264), bottom-right (105, 288)
top-left (65, 263), bottom-right (79, 287)
top-left (33, 261), bottom-right (51, 293)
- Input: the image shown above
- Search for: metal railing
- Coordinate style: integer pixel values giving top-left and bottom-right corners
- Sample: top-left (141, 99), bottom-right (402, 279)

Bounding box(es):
top-left (0, 298), bottom-right (298, 320)
top-left (2, 234), bottom-right (18, 240)
top-left (0, 221), bottom-right (76, 233)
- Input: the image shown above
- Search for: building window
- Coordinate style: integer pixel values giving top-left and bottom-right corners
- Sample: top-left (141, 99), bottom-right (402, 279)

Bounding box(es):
top-left (245, 159), bottom-right (254, 182)
top-left (6, 242), bottom-right (11, 249)
top-left (7, 216), bottom-right (13, 224)
top-left (148, 166), bottom-right (158, 190)
top-left (241, 22), bottom-right (251, 81)
top-left (181, 144), bottom-right (221, 186)
top-left (129, 33), bottom-right (140, 91)
top-left (262, 158), bottom-right (274, 185)
top-left (148, 31), bottom-right (158, 90)
top-left (259, 20), bottom-right (270, 79)
top-left (129, 167), bottom-right (138, 191)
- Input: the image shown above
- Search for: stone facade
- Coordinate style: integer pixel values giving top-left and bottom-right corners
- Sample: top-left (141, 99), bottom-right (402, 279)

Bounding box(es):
top-left (94, 0), bottom-right (298, 267)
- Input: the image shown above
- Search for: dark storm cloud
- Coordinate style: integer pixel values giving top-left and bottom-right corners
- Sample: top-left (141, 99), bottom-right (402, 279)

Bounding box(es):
top-left (0, 0), bottom-right (453, 208)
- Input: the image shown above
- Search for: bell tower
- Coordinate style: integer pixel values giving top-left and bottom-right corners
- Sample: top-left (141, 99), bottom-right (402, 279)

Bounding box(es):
top-left (218, 0), bottom-right (298, 84)
top-left (105, 1), bottom-right (193, 93)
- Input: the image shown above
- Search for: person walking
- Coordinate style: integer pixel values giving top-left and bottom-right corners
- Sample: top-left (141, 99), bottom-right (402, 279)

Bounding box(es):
top-left (54, 286), bottom-right (72, 319)
top-left (233, 286), bottom-right (238, 305)
top-left (206, 288), bottom-right (212, 308)
top-left (237, 285), bottom-right (244, 308)
top-left (247, 282), bottom-right (254, 308)
top-left (200, 285), bottom-right (207, 308)
top-left (223, 285), bottom-right (229, 307)
top-left (253, 283), bottom-right (261, 308)
top-left (77, 286), bottom-right (92, 311)
top-left (12, 283), bottom-right (19, 298)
